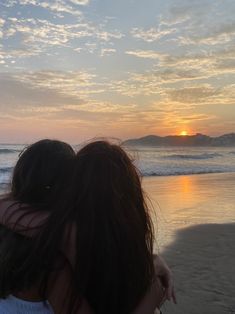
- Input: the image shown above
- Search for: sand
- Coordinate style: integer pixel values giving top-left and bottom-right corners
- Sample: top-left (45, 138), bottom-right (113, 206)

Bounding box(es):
top-left (144, 173), bottom-right (235, 314)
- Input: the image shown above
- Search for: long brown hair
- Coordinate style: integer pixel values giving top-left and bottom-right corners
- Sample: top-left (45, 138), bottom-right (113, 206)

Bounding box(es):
top-left (59, 141), bottom-right (155, 313)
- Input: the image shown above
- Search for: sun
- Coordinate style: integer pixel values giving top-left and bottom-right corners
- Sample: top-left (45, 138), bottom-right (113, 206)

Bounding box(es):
top-left (180, 131), bottom-right (188, 136)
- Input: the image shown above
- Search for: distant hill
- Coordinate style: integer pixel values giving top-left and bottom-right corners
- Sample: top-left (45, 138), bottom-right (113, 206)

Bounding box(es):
top-left (123, 133), bottom-right (235, 147)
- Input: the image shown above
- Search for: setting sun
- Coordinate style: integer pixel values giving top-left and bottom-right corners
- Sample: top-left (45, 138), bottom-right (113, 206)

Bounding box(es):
top-left (180, 131), bottom-right (188, 136)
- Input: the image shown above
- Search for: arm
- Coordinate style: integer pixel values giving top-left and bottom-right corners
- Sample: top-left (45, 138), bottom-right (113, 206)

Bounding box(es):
top-left (0, 198), bottom-right (175, 312)
top-left (133, 276), bottom-right (165, 314)
top-left (48, 258), bottom-right (165, 314)
top-left (0, 198), bottom-right (48, 236)
top-left (47, 256), bottom-right (94, 314)
top-left (153, 255), bottom-right (176, 304)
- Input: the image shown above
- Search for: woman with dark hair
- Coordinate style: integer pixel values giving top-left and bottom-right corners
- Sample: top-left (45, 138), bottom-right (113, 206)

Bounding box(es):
top-left (67, 140), bottom-right (158, 313)
top-left (0, 139), bottom-right (76, 313)
top-left (0, 140), bottom-right (175, 314)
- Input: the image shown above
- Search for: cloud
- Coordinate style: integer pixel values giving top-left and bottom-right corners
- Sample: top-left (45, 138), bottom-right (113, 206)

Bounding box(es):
top-left (0, 70), bottom-right (167, 138)
top-left (125, 45), bottom-right (235, 83)
top-left (166, 113), bottom-right (214, 126)
top-left (0, 0), bottom-right (234, 140)
top-left (108, 75), bottom-right (163, 97)
top-left (158, 0), bottom-right (235, 49)
top-left (1, 17), bottom-right (124, 59)
top-left (0, 72), bottom-right (83, 110)
top-left (162, 47), bottom-right (235, 77)
top-left (180, 22), bottom-right (235, 46)
top-left (215, 58), bottom-right (235, 72)
top-left (4, 19), bottom-right (91, 47)
top-left (108, 65), bottom-right (210, 98)
top-left (0, 18), bottom-right (4, 38)
top-left (166, 85), bottom-right (221, 104)
top-left (154, 68), bottom-right (207, 82)
top-left (0, 69), bottom-right (109, 117)
top-left (10, 70), bottom-right (106, 98)
top-left (69, 0), bottom-right (90, 5)
top-left (4, 0), bottom-right (82, 17)
top-left (160, 0), bottom-right (211, 26)
top-left (125, 50), bottom-right (165, 60)
top-left (131, 27), bottom-right (176, 42)
top-left (64, 101), bottom-right (129, 113)
top-left (100, 48), bottom-right (116, 57)
top-left (96, 31), bottom-right (123, 41)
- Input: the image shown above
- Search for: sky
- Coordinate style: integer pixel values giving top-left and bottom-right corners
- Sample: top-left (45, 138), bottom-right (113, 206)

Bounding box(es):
top-left (0, 0), bottom-right (234, 143)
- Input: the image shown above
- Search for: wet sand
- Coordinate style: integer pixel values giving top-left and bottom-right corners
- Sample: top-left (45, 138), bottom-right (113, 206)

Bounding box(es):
top-left (144, 173), bottom-right (235, 314)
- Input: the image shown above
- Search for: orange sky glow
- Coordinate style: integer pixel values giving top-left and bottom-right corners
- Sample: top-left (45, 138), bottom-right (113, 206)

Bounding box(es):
top-left (0, 0), bottom-right (234, 144)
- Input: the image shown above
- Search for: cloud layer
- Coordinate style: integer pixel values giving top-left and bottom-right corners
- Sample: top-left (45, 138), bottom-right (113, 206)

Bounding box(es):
top-left (0, 0), bottom-right (234, 142)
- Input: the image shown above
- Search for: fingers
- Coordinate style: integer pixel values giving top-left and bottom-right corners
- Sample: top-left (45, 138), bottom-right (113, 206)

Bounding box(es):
top-left (153, 255), bottom-right (177, 305)
top-left (165, 284), bottom-right (177, 304)
top-left (172, 288), bottom-right (177, 304)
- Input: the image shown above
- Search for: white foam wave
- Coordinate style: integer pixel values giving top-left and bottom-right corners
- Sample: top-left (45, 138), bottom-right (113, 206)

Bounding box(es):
top-left (0, 149), bottom-right (20, 154)
top-left (163, 153), bottom-right (222, 160)
top-left (141, 168), bottom-right (234, 176)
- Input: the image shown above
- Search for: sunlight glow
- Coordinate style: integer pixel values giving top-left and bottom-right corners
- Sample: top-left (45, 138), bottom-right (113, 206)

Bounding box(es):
top-left (180, 131), bottom-right (188, 136)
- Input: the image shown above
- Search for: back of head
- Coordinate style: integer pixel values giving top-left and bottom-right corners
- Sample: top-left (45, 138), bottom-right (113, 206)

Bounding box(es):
top-left (0, 139), bottom-right (75, 298)
top-left (11, 139), bottom-right (75, 208)
top-left (70, 141), bottom-right (154, 313)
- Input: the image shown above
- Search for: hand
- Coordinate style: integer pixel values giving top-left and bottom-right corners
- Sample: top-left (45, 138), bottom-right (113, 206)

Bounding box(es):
top-left (153, 255), bottom-right (177, 304)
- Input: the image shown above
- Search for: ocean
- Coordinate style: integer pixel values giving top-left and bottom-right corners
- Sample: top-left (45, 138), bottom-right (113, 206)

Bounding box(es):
top-left (0, 144), bottom-right (25, 193)
top-left (129, 145), bottom-right (235, 176)
top-left (1, 143), bottom-right (235, 193)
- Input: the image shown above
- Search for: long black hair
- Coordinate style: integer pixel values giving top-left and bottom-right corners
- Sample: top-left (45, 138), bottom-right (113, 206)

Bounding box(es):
top-left (75, 141), bottom-right (154, 313)
top-left (0, 139), bottom-right (75, 298)
top-left (43, 140), bottom-right (155, 313)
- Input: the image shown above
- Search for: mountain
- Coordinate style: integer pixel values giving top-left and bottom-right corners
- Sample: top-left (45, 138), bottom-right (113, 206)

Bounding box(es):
top-left (123, 133), bottom-right (235, 147)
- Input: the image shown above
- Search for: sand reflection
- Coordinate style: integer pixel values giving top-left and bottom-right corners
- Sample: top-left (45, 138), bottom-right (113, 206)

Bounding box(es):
top-left (144, 173), bottom-right (235, 249)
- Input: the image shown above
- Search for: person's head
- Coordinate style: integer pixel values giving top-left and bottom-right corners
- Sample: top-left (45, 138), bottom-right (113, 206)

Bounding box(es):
top-left (0, 139), bottom-right (75, 298)
top-left (65, 140), bottom-right (154, 314)
top-left (11, 139), bottom-right (75, 208)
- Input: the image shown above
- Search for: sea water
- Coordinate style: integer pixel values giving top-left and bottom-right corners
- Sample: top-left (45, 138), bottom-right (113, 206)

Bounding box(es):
top-left (128, 145), bottom-right (235, 176)
top-left (1, 144), bottom-right (235, 193)
top-left (0, 144), bottom-right (25, 193)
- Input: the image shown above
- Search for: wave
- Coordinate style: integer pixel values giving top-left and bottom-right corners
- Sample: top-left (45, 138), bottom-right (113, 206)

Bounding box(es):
top-left (141, 168), bottom-right (235, 177)
top-left (0, 149), bottom-right (20, 154)
top-left (163, 153), bottom-right (222, 160)
top-left (0, 167), bottom-right (13, 174)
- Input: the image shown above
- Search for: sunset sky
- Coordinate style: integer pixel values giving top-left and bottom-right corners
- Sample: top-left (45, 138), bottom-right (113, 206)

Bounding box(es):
top-left (0, 0), bottom-right (234, 143)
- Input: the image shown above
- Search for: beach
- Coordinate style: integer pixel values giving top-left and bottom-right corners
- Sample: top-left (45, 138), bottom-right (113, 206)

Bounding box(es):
top-left (144, 173), bottom-right (235, 314)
